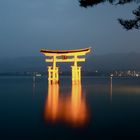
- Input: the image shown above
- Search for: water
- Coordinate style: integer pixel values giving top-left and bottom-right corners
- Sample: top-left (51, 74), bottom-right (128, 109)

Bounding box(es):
top-left (0, 76), bottom-right (140, 140)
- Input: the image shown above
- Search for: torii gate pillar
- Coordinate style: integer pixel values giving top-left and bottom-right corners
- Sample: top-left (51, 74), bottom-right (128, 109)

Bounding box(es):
top-left (48, 56), bottom-right (59, 84)
top-left (71, 55), bottom-right (82, 84)
top-left (48, 66), bottom-right (59, 84)
top-left (71, 66), bottom-right (81, 84)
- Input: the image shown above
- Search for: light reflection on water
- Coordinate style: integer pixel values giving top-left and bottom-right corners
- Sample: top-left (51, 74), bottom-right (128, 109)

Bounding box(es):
top-left (44, 83), bottom-right (89, 127)
top-left (110, 77), bottom-right (112, 102)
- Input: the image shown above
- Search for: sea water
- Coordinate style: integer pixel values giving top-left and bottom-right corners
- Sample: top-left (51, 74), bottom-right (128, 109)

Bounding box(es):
top-left (0, 76), bottom-right (140, 140)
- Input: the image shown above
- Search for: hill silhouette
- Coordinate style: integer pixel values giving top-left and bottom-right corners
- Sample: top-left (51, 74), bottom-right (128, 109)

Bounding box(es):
top-left (0, 53), bottom-right (140, 73)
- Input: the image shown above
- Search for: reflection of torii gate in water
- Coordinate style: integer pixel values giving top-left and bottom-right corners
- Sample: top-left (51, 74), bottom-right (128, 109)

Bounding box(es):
top-left (40, 47), bottom-right (91, 84)
top-left (44, 83), bottom-right (89, 127)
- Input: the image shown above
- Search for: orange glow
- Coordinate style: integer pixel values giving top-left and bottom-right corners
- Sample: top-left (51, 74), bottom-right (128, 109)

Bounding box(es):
top-left (44, 84), bottom-right (89, 127)
top-left (65, 84), bottom-right (88, 127)
top-left (44, 84), bottom-right (59, 122)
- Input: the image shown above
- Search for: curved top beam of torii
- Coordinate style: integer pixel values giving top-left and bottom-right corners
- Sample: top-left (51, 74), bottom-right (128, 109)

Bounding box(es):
top-left (40, 47), bottom-right (91, 56)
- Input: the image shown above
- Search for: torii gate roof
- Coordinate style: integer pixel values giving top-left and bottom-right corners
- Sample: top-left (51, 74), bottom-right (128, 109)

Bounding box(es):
top-left (40, 47), bottom-right (91, 55)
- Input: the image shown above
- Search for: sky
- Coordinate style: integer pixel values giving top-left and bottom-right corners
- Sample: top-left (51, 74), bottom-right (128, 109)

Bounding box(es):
top-left (0, 0), bottom-right (140, 58)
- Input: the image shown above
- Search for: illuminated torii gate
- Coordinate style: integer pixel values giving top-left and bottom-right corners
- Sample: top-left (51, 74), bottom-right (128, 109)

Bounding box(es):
top-left (40, 47), bottom-right (91, 84)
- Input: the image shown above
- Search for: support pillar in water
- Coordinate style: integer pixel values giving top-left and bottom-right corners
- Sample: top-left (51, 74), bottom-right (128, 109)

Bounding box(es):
top-left (71, 66), bottom-right (81, 84)
top-left (48, 66), bottom-right (59, 84)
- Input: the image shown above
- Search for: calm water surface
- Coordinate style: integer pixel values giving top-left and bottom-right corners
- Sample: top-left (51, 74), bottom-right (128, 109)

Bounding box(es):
top-left (0, 76), bottom-right (140, 140)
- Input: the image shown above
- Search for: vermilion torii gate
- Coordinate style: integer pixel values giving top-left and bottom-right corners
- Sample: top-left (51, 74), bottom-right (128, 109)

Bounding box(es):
top-left (40, 47), bottom-right (91, 84)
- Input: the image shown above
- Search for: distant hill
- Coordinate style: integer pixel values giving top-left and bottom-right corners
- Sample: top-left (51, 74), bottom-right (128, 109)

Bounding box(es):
top-left (0, 56), bottom-right (46, 73)
top-left (0, 53), bottom-right (140, 73)
top-left (83, 52), bottom-right (140, 72)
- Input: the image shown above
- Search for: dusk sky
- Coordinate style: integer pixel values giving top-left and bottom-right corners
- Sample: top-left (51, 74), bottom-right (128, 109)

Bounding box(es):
top-left (0, 0), bottom-right (140, 58)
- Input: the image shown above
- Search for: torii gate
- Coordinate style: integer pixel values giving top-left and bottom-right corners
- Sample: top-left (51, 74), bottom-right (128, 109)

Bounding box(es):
top-left (40, 47), bottom-right (91, 84)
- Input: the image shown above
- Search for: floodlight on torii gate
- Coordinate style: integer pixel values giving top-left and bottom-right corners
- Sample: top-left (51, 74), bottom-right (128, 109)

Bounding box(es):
top-left (40, 47), bottom-right (91, 84)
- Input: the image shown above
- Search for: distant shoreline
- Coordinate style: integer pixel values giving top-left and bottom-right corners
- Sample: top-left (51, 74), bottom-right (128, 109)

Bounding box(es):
top-left (0, 74), bottom-right (140, 79)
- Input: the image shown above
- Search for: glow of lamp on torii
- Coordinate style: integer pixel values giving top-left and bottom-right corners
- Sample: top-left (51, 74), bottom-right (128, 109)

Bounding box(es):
top-left (40, 47), bottom-right (91, 84)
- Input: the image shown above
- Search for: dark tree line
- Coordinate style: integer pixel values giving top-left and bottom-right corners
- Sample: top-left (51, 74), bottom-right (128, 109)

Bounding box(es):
top-left (79, 0), bottom-right (140, 30)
